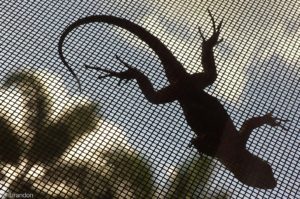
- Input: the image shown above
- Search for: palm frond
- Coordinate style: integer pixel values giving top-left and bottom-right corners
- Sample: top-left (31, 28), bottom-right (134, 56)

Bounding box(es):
top-left (103, 149), bottom-right (155, 198)
top-left (166, 156), bottom-right (214, 198)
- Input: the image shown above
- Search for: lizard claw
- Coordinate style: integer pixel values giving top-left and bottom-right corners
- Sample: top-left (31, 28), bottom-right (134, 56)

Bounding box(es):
top-left (198, 27), bottom-right (206, 41)
top-left (217, 19), bottom-right (223, 32)
top-left (207, 9), bottom-right (216, 32)
top-left (85, 64), bottom-right (118, 79)
top-left (115, 54), bottom-right (135, 70)
top-left (117, 79), bottom-right (130, 86)
top-left (264, 110), bottom-right (289, 130)
top-left (85, 64), bottom-right (110, 73)
top-left (98, 74), bottom-right (113, 79)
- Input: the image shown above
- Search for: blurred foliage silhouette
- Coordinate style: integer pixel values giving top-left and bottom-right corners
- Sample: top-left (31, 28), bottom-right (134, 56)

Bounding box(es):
top-left (0, 71), bottom-right (156, 198)
top-left (0, 117), bottom-right (21, 165)
top-left (0, 71), bottom-right (230, 198)
top-left (167, 156), bottom-right (213, 198)
top-left (101, 149), bottom-right (155, 197)
top-left (2, 71), bottom-right (98, 195)
top-left (166, 156), bottom-right (230, 198)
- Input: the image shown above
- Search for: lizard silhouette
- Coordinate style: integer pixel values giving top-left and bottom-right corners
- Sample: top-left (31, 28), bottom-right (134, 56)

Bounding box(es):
top-left (58, 10), bottom-right (286, 189)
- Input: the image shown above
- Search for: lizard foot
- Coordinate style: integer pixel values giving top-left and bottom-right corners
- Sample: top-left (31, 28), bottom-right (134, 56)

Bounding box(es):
top-left (85, 55), bottom-right (139, 85)
top-left (198, 9), bottom-right (223, 47)
top-left (263, 110), bottom-right (289, 130)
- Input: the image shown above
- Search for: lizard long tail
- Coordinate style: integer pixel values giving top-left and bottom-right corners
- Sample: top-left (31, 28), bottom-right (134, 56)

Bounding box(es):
top-left (58, 15), bottom-right (187, 90)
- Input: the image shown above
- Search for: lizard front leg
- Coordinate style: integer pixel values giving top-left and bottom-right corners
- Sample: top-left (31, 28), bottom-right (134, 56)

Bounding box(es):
top-left (239, 111), bottom-right (287, 147)
top-left (86, 55), bottom-right (179, 104)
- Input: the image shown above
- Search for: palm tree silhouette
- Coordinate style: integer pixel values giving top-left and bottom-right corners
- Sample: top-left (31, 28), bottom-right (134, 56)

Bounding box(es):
top-left (166, 156), bottom-right (230, 198)
top-left (0, 71), bottom-right (155, 198)
top-left (2, 71), bottom-right (98, 195)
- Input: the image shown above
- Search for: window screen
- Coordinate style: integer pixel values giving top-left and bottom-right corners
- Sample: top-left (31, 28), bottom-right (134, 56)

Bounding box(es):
top-left (0, 1), bottom-right (298, 198)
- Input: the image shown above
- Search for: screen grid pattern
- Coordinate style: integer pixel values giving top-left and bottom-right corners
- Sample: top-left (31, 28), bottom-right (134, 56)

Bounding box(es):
top-left (0, 1), bottom-right (298, 198)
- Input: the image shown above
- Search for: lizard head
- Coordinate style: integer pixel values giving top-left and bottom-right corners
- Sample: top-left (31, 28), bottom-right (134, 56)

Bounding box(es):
top-left (232, 153), bottom-right (277, 189)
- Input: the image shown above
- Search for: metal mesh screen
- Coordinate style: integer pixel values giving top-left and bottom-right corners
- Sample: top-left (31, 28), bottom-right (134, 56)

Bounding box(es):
top-left (0, 1), bottom-right (299, 198)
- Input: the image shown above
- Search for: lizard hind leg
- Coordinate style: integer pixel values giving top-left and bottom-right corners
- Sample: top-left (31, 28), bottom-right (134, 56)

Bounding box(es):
top-left (261, 110), bottom-right (289, 130)
top-left (239, 111), bottom-right (288, 147)
top-left (190, 134), bottom-right (218, 157)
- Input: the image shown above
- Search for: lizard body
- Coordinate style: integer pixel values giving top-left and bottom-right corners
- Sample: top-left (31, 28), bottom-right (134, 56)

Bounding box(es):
top-left (58, 11), bottom-right (286, 189)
